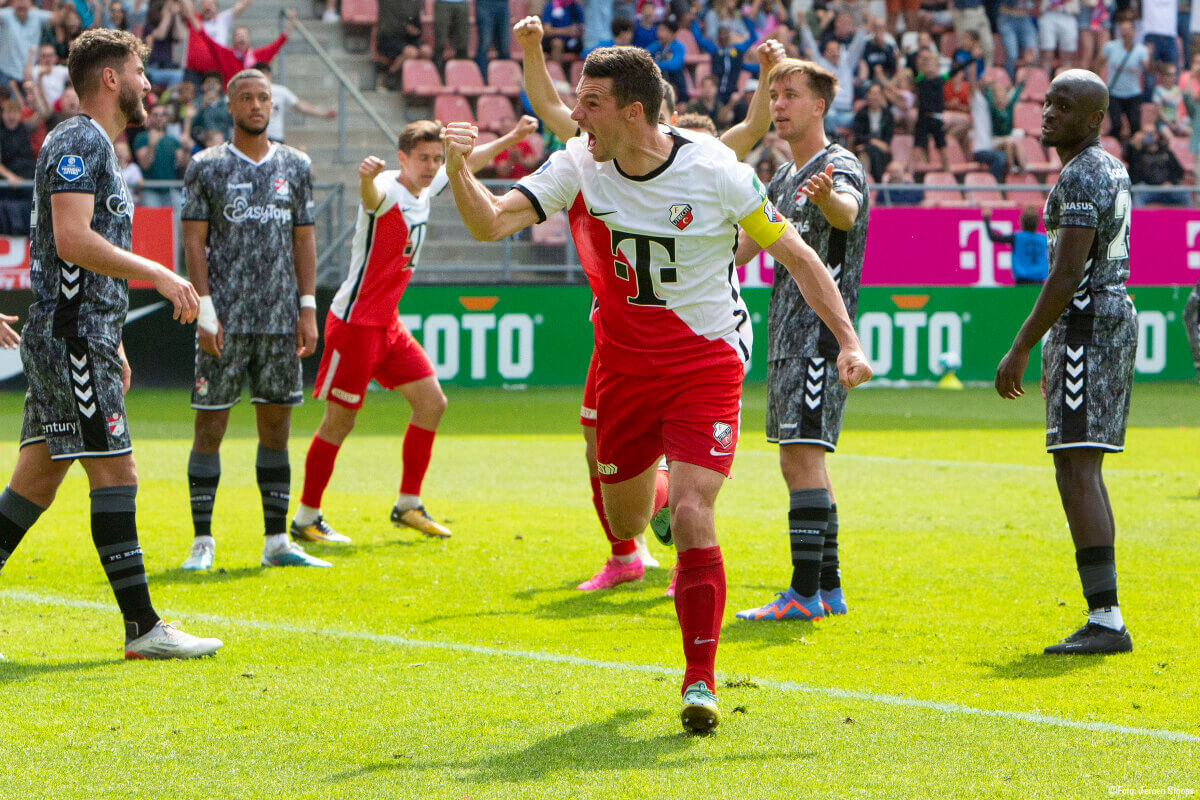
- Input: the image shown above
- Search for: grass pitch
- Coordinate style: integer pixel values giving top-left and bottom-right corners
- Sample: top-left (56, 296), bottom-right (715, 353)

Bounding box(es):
top-left (0, 383), bottom-right (1197, 799)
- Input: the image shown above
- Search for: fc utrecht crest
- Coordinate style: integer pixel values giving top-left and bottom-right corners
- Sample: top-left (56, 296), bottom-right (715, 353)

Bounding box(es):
top-left (712, 421), bottom-right (734, 450)
top-left (274, 176), bottom-right (290, 196)
top-left (669, 203), bottom-right (693, 230)
top-left (107, 413), bottom-right (126, 437)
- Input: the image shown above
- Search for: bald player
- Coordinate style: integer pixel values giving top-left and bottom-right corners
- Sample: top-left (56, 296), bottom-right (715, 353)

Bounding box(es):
top-left (995, 70), bottom-right (1135, 656)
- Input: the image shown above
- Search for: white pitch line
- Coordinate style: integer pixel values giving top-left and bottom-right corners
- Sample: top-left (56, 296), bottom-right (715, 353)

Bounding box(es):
top-left (3, 589), bottom-right (1197, 744)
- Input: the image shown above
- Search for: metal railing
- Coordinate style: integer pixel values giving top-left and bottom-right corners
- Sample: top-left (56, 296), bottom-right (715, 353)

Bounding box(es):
top-left (275, 12), bottom-right (397, 165)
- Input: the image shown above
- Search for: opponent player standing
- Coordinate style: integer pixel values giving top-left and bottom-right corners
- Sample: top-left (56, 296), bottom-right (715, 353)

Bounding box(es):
top-left (443, 47), bottom-right (871, 732)
top-left (995, 70), bottom-right (1135, 655)
top-left (733, 59), bottom-right (869, 622)
top-left (290, 116), bottom-right (541, 543)
top-left (0, 29), bottom-right (221, 659)
top-left (179, 69), bottom-right (323, 570)
top-left (515, 14), bottom-right (784, 592)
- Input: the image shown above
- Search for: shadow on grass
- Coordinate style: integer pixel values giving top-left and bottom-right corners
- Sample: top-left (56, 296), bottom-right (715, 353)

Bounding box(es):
top-left (0, 658), bottom-right (116, 683)
top-left (717, 616), bottom-right (825, 650)
top-left (330, 708), bottom-right (814, 785)
top-left (146, 565), bottom-right (267, 585)
top-left (975, 651), bottom-right (1109, 680)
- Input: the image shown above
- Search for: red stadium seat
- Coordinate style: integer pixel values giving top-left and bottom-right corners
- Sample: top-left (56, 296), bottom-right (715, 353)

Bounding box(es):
top-left (401, 59), bottom-right (445, 97)
top-left (445, 60), bottom-right (489, 96)
top-left (487, 59), bottom-right (523, 97)
top-left (1100, 135), bottom-right (1122, 159)
top-left (676, 28), bottom-right (705, 66)
top-left (477, 94), bottom-right (516, 132)
top-left (523, 132), bottom-right (545, 162)
top-left (983, 66), bottom-right (1011, 89)
top-left (1004, 172), bottom-right (1046, 206)
top-left (433, 94), bottom-right (475, 125)
top-left (532, 211), bottom-right (567, 245)
top-left (476, 130), bottom-right (498, 146)
top-left (1017, 135), bottom-right (1053, 176)
top-left (922, 171), bottom-right (966, 207)
top-left (1016, 66), bottom-right (1049, 103)
top-left (945, 138), bottom-right (983, 175)
top-left (1013, 102), bottom-right (1043, 137)
top-left (546, 61), bottom-right (566, 83)
top-left (509, 0), bottom-right (528, 19)
top-left (964, 171), bottom-right (1005, 206)
top-left (693, 61), bottom-right (711, 86)
top-left (1170, 136), bottom-right (1195, 174)
top-left (341, 0), bottom-right (378, 25)
top-left (570, 59), bottom-right (585, 87)
top-left (890, 134), bottom-right (914, 169)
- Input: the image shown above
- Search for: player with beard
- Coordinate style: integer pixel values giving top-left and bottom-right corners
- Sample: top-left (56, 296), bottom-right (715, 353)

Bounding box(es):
top-left (515, 14), bottom-right (784, 594)
top-left (0, 29), bottom-right (222, 659)
top-left (732, 59), bottom-right (869, 622)
top-left (995, 70), bottom-right (1136, 655)
top-left (443, 46), bottom-right (871, 732)
top-left (179, 69), bottom-right (323, 570)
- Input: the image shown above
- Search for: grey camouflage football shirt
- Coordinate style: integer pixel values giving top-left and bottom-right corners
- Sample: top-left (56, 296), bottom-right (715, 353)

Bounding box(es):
top-left (26, 115), bottom-right (132, 342)
top-left (1043, 142), bottom-right (1136, 346)
top-left (181, 142), bottom-right (315, 335)
top-left (766, 144), bottom-right (869, 361)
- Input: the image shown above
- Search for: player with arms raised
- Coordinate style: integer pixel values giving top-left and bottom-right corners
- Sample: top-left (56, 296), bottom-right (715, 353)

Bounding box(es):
top-left (733, 59), bottom-right (870, 622)
top-left (515, 14), bottom-right (785, 593)
top-left (995, 70), bottom-right (1136, 656)
top-left (290, 116), bottom-right (541, 543)
top-left (180, 69), bottom-right (323, 570)
top-left (443, 46), bottom-right (871, 733)
top-left (0, 29), bottom-right (221, 659)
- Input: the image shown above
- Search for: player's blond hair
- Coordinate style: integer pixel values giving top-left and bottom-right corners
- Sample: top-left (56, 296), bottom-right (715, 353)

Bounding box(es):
top-left (768, 59), bottom-right (838, 118)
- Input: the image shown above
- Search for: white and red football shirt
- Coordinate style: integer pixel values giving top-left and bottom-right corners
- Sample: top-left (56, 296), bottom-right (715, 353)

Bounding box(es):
top-left (329, 166), bottom-right (449, 327)
top-left (517, 127), bottom-right (785, 377)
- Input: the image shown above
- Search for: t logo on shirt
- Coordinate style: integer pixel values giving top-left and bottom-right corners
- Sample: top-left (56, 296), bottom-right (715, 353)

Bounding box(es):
top-left (56, 155), bottom-right (85, 182)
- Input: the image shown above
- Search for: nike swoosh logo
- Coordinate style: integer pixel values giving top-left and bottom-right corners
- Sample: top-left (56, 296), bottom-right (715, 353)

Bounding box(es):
top-left (125, 301), bottom-right (168, 324)
top-left (589, 208), bottom-right (618, 217)
top-left (693, 637), bottom-right (716, 645)
top-left (709, 448), bottom-right (731, 457)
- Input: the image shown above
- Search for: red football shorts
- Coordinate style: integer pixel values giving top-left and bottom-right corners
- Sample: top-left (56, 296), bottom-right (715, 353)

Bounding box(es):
top-left (594, 359), bottom-right (743, 484)
top-left (313, 312), bottom-right (435, 409)
top-left (580, 347), bottom-right (598, 428)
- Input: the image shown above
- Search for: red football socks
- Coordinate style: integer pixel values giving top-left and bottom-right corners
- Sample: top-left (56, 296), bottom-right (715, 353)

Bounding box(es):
top-left (399, 424), bottom-right (437, 496)
top-left (300, 434), bottom-right (340, 509)
top-left (592, 474), bottom-right (636, 556)
top-left (674, 545), bottom-right (725, 694)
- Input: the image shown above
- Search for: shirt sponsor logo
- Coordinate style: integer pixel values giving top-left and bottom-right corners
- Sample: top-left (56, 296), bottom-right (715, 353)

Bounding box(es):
top-left (42, 421), bottom-right (78, 436)
top-left (223, 196), bottom-right (293, 224)
top-left (669, 203), bottom-right (694, 231)
top-left (1063, 202), bottom-right (1093, 213)
top-left (106, 192), bottom-right (133, 219)
top-left (227, 182), bottom-right (252, 190)
top-left (56, 155), bottom-right (85, 182)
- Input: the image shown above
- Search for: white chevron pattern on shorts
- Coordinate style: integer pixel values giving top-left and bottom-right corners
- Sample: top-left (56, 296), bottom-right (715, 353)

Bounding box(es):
top-left (1064, 345), bottom-right (1085, 412)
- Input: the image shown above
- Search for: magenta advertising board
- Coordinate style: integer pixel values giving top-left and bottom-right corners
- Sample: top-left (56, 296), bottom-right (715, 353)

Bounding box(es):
top-left (736, 207), bottom-right (1200, 288)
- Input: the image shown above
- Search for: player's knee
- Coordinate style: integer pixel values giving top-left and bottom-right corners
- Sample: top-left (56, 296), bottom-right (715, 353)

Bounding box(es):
top-left (670, 494), bottom-right (713, 541)
top-left (605, 504), bottom-right (650, 540)
top-left (193, 418), bottom-right (227, 451)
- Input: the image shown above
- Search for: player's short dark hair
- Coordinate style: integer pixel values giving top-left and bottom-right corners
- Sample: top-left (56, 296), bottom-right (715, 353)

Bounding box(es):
top-left (674, 112), bottom-right (718, 137)
top-left (226, 69), bottom-right (269, 97)
top-left (660, 79), bottom-right (676, 120)
top-left (67, 28), bottom-right (148, 99)
top-left (769, 58), bottom-right (838, 118)
top-left (582, 46), bottom-right (663, 127)
top-left (398, 119), bottom-right (441, 153)
top-left (612, 18), bottom-right (634, 38)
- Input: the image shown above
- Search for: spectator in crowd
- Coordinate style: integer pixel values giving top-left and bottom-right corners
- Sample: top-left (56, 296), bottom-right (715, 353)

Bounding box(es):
top-left (485, 114), bottom-right (540, 179)
top-left (0, 0), bottom-right (53, 90)
top-left (1077, 0), bottom-right (1109, 71)
top-left (883, 65), bottom-right (918, 133)
top-left (981, 206), bottom-right (1049, 283)
top-left (321, 0), bottom-right (339, 24)
top-left (40, 3), bottom-right (85, 63)
top-left (942, 63), bottom-right (974, 153)
top-left (692, 17), bottom-right (760, 105)
top-left (754, 154), bottom-right (775, 184)
top-left (650, 19), bottom-right (689, 103)
top-left (801, 25), bottom-right (867, 135)
top-left (704, 0), bottom-right (752, 42)
top-left (953, 30), bottom-right (988, 79)
top-left (859, 16), bottom-right (899, 82)
top-left (542, 0), bottom-right (585, 69)
top-left (0, 95), bottom-right (41, 235)
top-left (967, 70), bottom-right (1010, 181)
top-left (982, 72), bottom-right (1028, 172)
top-left (918, 0), bottom-right (953, 36)
top-left (1142, 0), bottom-right (1181, 68)
top-left (115, 138), bottom-right (143, 203)
top-left (851, 82), bottom-right (895, 182)
top-left (134, 102), bottom-right (191, 207)
top-left (1039, 0), bottom-right (1079, 73)
top-left (1183, 53), bottom-right (1200, 158)
top-left (879, 160), bottom-right (924, 204)
top-left (180, 0), bottom-right (294, 85)
top-left (888, 0), bottom-right (920, 34)
top-left (158, 78), bottom-right (197, 138)
top-left (372, 0), bottom-right (427, 92)
top-left (26, 43), bottom-right (70, 107)
top-left (913, 50), bottom-right (952, 170)
top-left (476, 0), bottom-right (511, 75)
top-left (996, 0), bottom-right (1038, 79)
top-left (1153, 61), bottom-right (1191, 136)
top-left (1126, 124), bottom-right (1186, 204)
top-left (256, 63), bottom-right (337, 144)
top-left (685, 72), bottom-right (723, 129)
top-left (903, 30), bottom-right (939, 73)
top-left (103, 0), bottom-right (133, 32)
top-left (434, 0), bottom-right (470, 69)
top-left (633, 0), bottom-right (660, 48)
top-left (145, 0), bottom-right (188, 87)
top-left (195, 0), bottom-right (253, 48)
top-left (585, 17), bottom-right (635, 55)
top-left (191, 71), bottom-right (233, 140)
top-left (43, 83), bottom-right (80, 134)
top-left (953, 0), bottom-right (994, 67)
top-left (1100, 18), bottom-right (1153, 140)
top-left (583, 0), bottom-right (616, 53)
